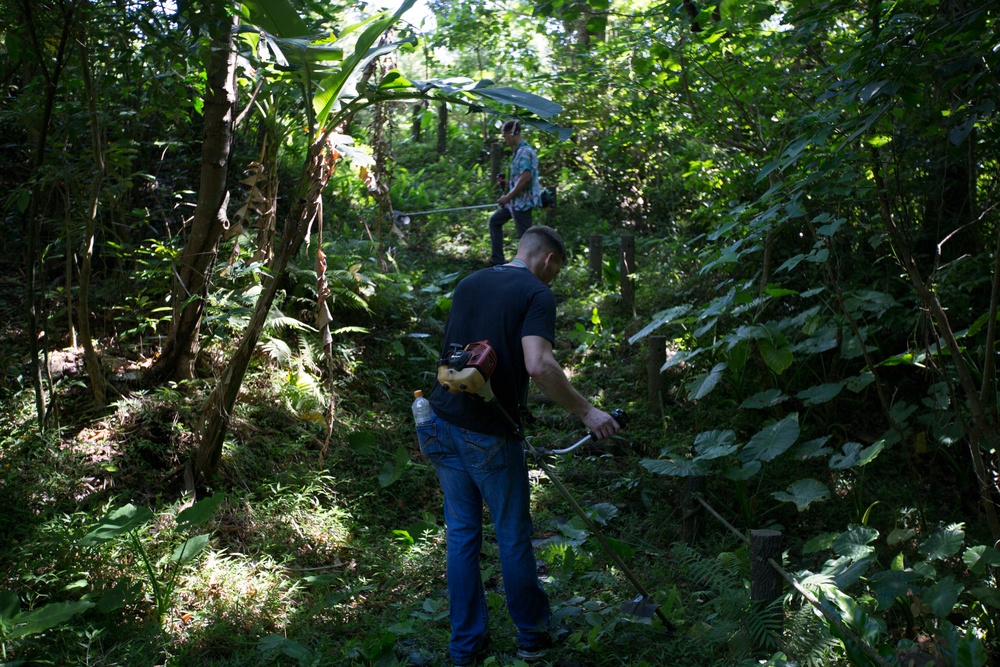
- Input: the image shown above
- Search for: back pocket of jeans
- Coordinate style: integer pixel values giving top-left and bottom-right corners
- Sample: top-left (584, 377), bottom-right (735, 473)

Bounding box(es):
top-left (463, 430), bottom-right (507, 472)
top-left (417, 422), bottom-right (445, 463)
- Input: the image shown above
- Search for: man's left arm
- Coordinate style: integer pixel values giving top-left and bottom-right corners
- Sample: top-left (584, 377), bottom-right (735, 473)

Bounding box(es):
top-left (499, 170), bottom-right (532, 206)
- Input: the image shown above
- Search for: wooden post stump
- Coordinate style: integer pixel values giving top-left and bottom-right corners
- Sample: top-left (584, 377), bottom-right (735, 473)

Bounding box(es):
top-left (620, 234), bottom-right (635, 315)
top-left (750, 529), bottom-right (784, 640)
top-left (681, 476), bottom-right (705, 542)
top-left (647, 335), bottom-right (667, 418)
top-left (589, 234), bottom-right (602, 284)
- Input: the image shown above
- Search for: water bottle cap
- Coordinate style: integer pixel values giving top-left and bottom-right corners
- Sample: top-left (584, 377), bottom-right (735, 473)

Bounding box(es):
top-left (413, 390), bottom-right (423, 398)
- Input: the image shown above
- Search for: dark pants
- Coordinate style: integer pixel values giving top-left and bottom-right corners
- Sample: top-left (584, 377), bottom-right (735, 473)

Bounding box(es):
top-left (489, 206), bottom-right (533, 265)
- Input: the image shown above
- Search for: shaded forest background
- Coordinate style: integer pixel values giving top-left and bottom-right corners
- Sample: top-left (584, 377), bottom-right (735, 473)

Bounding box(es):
top-left (1, 0), bottom-right (998, 665)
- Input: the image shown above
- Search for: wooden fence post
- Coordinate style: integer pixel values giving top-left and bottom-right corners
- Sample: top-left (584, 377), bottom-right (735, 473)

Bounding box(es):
top-left (620, 234), bottom-right (635, 315)
top-left (589, 234), bottom-right (602, 284)
top-left (681, 476), bottom-right (705, 542)
top-left (647, 335), bottom-right (667, 418)
top-left (750, 529), bottom-right (783, 639)
top-left (490, 141), bottom-right (502, 185)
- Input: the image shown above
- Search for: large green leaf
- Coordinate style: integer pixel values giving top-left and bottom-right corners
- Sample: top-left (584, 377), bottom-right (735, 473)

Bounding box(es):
top-left (925, 575), bottom-right (963, 618)
top-left (468, 86), bottom-right (562, 119)
top-left (771, 478), bottom-right (829, 511)
top-left (963, 545), bottom-right (1000, 574)
top-left (868, 570), bottom-right (922, 610)
top-left (831, 525), bottom-right (878, 560)
top-left (795, 382), bottom-right (843, 406)
top-left (757, 339), bottom-right (793, 374)
top-left (241, 0), bottom-right (310, 37)
top-left (793, 436), bottom-right (832, 460)
top-left (641, 457), bottom-right (710, 477)
top-left (829, 441), bottom-right (884, 469)
top-left (378, 446), bottom-right (411, 487)
top-left (723, 460), bottom-right (761, 480)
top-left (81, 504), bottom-right (154, 545)
top-left (740, 414), bottom-right (800, 462)
top-left (739, 388), bottom-right (788, 409)
top-left (692, 429), bottom-right (738, 460)
top-left (7, 600), bottom-right (95, 639)
top-left (176, 494), bottom-right (225, 529)
top-left (918, 524), bottom-right (965, 561)
top-left (0, 590), bottom-right (19, 621)
top-left (628, 305), bottom-right (692, 344)
top-left (685, 362), bottom-right (726, 400)
top-left (172, 534), bottom-right (211, 565)
top-left (313, 0), bottom-right (418, 127)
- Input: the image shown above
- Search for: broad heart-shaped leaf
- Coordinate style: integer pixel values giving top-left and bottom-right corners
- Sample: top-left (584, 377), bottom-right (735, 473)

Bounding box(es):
top-left (641, 457), bottom-right (710, 477)
top-left (802, 532), bottom-right (838, 554)
top-left (924, 575), bottom-right (964, 618)
top-left (795, 382), bottom-right (843, 406)
top-left (868, 569), bottom-right (922, 610)
top-left (176, 493), bottom-right (225, 529)
top-left (468, 86), bottom-right (562, 120)
top-left (831, 525), bottom-right (879, 560)
top-left (757, 340), bottom-right (793, 374)
top-left (829, 442), bottom-right (864, 469)
top-left (794, 435), bottom-right (832, 460)
top-left (739, 388), bottom-right (788, 410)
top-left (378, 446), bottom-right (411, 487)
top-left (724, 460), bottom-right (761, 480)
top-left (740, 414), bottom-right (800, 462)
top-left (771, 478), bottom-right (829, 511)
top-left (963, 545), bottom-right (1000, 574)
top-left (348, 431), bottom-right (377, 456)
top-left (685, 362), bottom-right (726, 400)
top-left (954, 628), bottom-right (990, 667)
top-left (81, 504), bottom-right (154, 545)
top-left (918, 523), bottom-right (965, 561)
top-left (692, 429), bottom-right (738, 460)
top-left (8, 599), bottom-right (95, 639)
top-left (171, 534), bottom-right (211, 565)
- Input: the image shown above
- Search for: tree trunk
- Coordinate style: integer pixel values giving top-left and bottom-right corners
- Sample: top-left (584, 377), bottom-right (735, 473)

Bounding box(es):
top-left (147, 10), bottom-right (237, 383)
top-left (20, 0), bottom-right (77, 429)
top-left (436, 101), bottom-right (447, 154)
top-left (196, 139), bottom-right (338, 477)
top-left (76, 11), bottom-right (107, 405)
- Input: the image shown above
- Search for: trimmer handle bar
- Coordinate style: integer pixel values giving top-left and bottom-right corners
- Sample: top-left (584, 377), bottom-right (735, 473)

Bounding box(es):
top-left (551, 408), bottom-right (628, 455)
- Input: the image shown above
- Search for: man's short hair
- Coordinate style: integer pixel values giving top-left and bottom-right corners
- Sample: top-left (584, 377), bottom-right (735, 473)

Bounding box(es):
top-left (501, 119), bottom-right (522, 136)
top-left (522, 226), bottom-right (567, 263)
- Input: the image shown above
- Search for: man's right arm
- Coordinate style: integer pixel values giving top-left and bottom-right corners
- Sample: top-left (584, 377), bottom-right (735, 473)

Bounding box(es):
top-left (522, 335), bottom-right (620, 440)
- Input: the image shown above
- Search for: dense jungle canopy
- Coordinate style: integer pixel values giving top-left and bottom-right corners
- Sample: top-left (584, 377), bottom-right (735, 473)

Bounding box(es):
top-left (1, 0), bottom-right (999, 665)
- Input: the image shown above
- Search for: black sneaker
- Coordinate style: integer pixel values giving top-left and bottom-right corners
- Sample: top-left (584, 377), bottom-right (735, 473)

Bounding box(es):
top-left (515, 645), bottom-right (550, 662)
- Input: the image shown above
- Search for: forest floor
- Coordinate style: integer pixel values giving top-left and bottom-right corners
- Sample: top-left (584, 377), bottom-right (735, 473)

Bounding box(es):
top-left (0, 216), bottom-right (727, 667)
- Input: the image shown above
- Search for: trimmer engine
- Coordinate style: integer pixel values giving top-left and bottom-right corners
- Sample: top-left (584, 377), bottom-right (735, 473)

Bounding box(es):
top-left (437, 341), bottom-right (497, 400)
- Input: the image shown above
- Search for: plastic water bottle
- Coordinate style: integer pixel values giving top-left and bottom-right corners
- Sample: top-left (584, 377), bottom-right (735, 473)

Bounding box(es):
top-left (411, 390), bottom-right (432, 424)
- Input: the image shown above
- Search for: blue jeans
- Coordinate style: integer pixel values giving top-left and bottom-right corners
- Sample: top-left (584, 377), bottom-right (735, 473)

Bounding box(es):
top-left (489, 206), bottom-right (533, 265)
top-left (416, 412), bottom-right (551, 665)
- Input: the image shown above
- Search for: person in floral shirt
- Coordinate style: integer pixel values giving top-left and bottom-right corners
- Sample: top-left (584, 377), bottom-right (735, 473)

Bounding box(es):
top-left (489, 119), bottom-right (542, 266)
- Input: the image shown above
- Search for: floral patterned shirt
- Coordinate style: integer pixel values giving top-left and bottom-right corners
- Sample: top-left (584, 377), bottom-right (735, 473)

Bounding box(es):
top-left (508, 140), bottom-right (542, 211)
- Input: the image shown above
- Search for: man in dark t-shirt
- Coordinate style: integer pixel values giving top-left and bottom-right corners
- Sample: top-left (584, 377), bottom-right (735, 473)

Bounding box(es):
top-left (416, 226), bottom-right (621, 665)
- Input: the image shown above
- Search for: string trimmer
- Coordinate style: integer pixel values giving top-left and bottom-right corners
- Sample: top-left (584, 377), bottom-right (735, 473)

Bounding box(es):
top-left (436, 341), bottom-right (676, 632)
top-left (393, 204), bottom-right (498, 226)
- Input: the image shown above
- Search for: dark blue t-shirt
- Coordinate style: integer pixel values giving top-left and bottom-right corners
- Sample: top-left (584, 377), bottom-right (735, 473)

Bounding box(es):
top-left (429, 264), bottom-right (556, 435)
